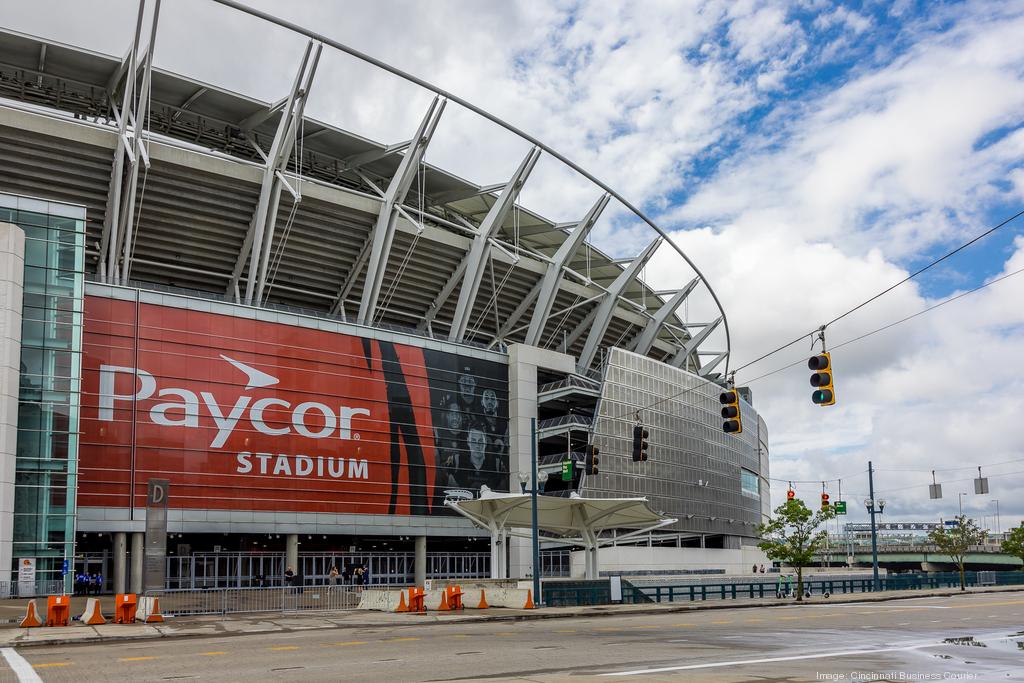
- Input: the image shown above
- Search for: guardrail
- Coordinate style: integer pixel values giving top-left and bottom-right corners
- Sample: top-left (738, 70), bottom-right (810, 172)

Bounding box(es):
top-left (0, 580), bottom-right (65, 598)
top-left (152, 585), bottom-right (361, 616)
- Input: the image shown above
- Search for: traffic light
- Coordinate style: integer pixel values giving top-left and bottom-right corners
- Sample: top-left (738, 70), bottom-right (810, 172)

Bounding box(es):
top-left (820, 492), bottom-right (830, 511)
top-left (720, 389), bottom-right (742, 433)
top-left (585, 444), bottom-right (600, 475)
top-left (631, 425), bottom-right (649, 462)
top-left (809, 352), bottom-right (836, 406)
top-left (786, 489), bottom-right (795, 501)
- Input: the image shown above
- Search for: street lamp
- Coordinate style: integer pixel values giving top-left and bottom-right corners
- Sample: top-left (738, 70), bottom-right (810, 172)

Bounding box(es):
top-left (992, 499), bottom-right (1000, 535)
top-left (958, 492), bottom-right (967, 516)
top-left (864, 461), bottom-right (885, 591)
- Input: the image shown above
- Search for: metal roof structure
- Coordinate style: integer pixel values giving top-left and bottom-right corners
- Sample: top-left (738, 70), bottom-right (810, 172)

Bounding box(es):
top-left (446, 487), bottom-right (676, 579)
top-left (0, 3), bottom-right (730, 375)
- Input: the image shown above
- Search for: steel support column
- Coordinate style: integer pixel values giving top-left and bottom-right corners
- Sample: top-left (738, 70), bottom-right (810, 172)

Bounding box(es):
top-left (356, 97), bottom-right (446, 325)
top-left (630, 277), bottom-right (699, 356)
top-left (669, 316), bottom-right (723, 369)
top-left (99, 0), bottom-right (146, 283)
top-left (575, 237), bottom-right (661, 373)
top-left (523, 194), bottom-right (609, 346)
top-left (447, 147), bottom-right (541, 343)
top-left (226, 40), bottom-right (319, 304)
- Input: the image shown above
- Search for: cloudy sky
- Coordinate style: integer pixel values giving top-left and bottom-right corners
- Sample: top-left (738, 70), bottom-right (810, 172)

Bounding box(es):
top-left (6, 0), bottom-right (1024, 529)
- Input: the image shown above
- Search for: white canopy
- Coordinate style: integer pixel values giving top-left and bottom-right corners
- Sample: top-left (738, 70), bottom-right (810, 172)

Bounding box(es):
top-left (446, 487), bottom-right (677, 579)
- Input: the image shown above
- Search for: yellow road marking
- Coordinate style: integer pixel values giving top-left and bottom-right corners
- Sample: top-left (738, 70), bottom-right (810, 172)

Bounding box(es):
top-left (384, 637), bottom-right (420, 642)
top-left (32, 663), bottom-right (71, 668)
top-left (745, 618), bottom-right (764, 622)
top-left (119, 656), bottom-right (158, 662)
top-left (779, 616), bottom-right (802, 621)
top-left (270, 646), bottom-right (300, 651)
top-left (333, 641), bottom-right (368, 646)
top-left (200, 652), bottom-right (226, 656)
top-left (710, 620), bottom-right (733, 624)
top-left (673, 623), bottom-right (696, 627)
top-left (494, 631), bottom-right (516, 636)
top-left (555, 629), bottom-right (578, 633)
top-left (631, 626), bottom-right (659, 629)
top-left (596, 627), bottom-right (620, 631)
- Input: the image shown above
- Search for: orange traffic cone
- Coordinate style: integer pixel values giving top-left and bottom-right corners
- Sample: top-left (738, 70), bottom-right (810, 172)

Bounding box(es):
top-left (144, 597), bottom-right (164, 623)
top-left (20, 600), bottom-right (42, 628)
top-left (395, 590), bottom-right (409, 613)
top-left (436, 588), bottom-right (450, 611)
top-left (523, 589), bottom-right (535, 609)
top-left (477, 589), bottom-right (489, 609)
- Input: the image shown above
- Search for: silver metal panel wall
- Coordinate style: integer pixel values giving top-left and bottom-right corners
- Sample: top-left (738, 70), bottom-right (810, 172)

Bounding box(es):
top-left (585, 347), bottom-right (767, 540)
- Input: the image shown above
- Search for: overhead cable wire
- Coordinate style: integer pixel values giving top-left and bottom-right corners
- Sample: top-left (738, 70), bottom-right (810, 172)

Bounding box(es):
top-left (733, 207), bottom-right (1024, 374)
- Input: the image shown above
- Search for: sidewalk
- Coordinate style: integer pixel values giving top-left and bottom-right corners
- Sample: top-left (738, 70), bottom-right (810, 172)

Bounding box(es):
top-left (2, 584), bottom-right (1021, 649)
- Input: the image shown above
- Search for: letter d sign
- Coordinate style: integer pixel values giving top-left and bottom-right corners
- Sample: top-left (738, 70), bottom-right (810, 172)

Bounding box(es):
top-left (147, 479), bottom-right (169, 506)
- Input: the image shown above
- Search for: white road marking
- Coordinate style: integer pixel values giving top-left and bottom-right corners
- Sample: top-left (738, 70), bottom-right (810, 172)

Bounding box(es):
top-left (884, 605), bottom-right (949, 609)
top-left (602, 641), bottom-right (939, 676)
top-left (1, 648), bottom-right (43, 683)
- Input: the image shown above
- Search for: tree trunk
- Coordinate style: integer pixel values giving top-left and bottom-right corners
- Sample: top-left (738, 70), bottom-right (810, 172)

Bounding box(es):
top-left (797, 566), bottom-right (803, 602)
top-left (959, 562), bottom-right (966, 591)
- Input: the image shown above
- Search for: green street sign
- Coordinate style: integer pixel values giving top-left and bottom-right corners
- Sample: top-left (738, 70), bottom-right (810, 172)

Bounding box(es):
top-left (834, 500), bottom-right (847, 515)
top-left (561, 460), bottom-right (573, 481)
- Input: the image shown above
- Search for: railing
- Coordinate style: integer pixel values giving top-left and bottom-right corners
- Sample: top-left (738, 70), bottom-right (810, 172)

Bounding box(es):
top-left (152, 585), bottom-right (361, 616)
top-left (0, 580), bottom-right (65, 598)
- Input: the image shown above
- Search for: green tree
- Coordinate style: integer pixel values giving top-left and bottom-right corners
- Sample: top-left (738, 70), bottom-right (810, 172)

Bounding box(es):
top-left (1001, 524), bottom-right (1024, 568)
top-left (928, 516), bottom-right (987, 591)
top-left (756, 498), bottom-right (836, 602)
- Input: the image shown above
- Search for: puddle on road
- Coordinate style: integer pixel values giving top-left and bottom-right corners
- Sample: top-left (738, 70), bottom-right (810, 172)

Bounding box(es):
top-left (940, 634), bottom-right (1024, 653)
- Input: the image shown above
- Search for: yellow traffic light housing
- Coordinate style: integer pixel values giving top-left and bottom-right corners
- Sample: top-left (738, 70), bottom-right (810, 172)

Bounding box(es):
top-left (720, 389), bottom-right (742, 433)
top-left (809, 352), bottom-right (836, 406)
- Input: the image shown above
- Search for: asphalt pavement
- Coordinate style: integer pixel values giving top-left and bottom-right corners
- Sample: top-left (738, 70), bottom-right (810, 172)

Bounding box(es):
top-left (2, 590), bottom-right (1023, 682)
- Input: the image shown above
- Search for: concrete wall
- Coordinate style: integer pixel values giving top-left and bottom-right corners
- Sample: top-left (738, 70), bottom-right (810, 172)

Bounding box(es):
top-left (569, 544), bottom-right (770, 577)
top-left (0, 222), bottom-right (25, 580)
top-left (506, 344), bottom-right (575, 579)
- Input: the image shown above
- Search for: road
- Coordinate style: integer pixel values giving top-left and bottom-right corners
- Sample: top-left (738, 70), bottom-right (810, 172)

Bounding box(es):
top-left (2, 592), bottom-right (1023, 682)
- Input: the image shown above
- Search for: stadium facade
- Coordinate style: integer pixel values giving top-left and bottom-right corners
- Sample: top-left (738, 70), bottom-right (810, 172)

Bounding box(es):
top-left (0, 9), bottom-right (769, 592)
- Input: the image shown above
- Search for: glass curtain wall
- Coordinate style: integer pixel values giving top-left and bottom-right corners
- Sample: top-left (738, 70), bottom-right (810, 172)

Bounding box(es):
top-left (1, 194), bottom-right (85, 590)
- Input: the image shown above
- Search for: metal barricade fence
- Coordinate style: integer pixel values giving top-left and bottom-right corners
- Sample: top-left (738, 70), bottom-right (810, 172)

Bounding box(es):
top-left (152, 585), bottom-right (361, 616)
top-left (0, 580), bottom-right (66, 598)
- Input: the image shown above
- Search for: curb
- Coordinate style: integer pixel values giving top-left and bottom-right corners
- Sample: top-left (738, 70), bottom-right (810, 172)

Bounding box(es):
top-left (6, 585), bottom-right (1022, 649)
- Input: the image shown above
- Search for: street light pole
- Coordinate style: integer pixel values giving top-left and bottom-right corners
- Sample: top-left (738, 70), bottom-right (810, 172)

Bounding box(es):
top-left (867, 461), bottom-right (880, 591)
top-left (994, 499), bottom-right (1000, 535)
top-left (530, 417), bottom-right (540, 607)
top-left (958, 492), bottom-right (966, 516)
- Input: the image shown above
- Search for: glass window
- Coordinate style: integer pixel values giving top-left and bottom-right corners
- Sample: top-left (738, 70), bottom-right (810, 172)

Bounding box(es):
top-left (741, 468), bottom-right (759, 498)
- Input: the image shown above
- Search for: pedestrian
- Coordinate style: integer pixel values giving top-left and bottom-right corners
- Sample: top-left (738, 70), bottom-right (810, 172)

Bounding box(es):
top-left (354, 566), bottom-right (364, 589)
top-left (752, 564), bottom-right (757, 574)
top-left (328, 565), bottom-right (339, 586)
top-left (759, 564), bottom-right (765, 573)
top-left (342, 565), bottom-right (351, 585)
top-left (96, 572), bottom-right (103, 594)
top-left (284, 566), bottom-right (295, 589)
top-left (362, 564), bottom-right (371, 587)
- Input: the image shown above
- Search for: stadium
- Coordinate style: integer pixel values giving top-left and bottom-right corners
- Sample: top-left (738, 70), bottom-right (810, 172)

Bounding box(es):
top-left (0, 2), bottom-right (770, 593)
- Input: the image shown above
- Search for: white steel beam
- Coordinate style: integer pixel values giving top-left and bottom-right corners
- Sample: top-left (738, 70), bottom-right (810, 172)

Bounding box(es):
top-left (448, 146), bottom-right (541, 342)
top-left (115, 0), bottom-right (162, 286)
top-left (99, 0), bottom-right (146, 283)
top-left (576, 237), bottom-right (661, 373)
top-left (356, 96), bottom-right (446, 325)
top-left (252, 41), bottom-right (322, 305)
top-left (523, 193), bottom-right (608, 346)
top-left (224, 40), bottom-right (318, 304)
top-left (697, 351), bottom-right (728, 377)
top-left (669, 316), bottom-right (723, 369)
top-left (630, 277), bottom-right (699, 356)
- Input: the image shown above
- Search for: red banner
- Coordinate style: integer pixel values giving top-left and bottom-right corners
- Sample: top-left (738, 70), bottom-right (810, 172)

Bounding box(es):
top-left (79, 296), bottom-right (459, 515)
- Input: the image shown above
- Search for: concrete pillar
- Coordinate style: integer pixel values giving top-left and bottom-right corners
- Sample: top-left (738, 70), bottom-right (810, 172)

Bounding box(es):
top-left (112, 532), bottom-right (127, 594)
top-left (507, 345), bottom-right (575, 579)
top-left (0, 223), bottom-right (25, 583)
top-left (129, 532), bottom-right (143, 593)
top-left (286, 534), bottom-right (298, 576)
top-left (414, 535), bottom-right (426, 586)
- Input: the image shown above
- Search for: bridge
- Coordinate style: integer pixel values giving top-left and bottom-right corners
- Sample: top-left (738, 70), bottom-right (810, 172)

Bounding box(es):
top-left (817, 544), bottom-right (1023, 571)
